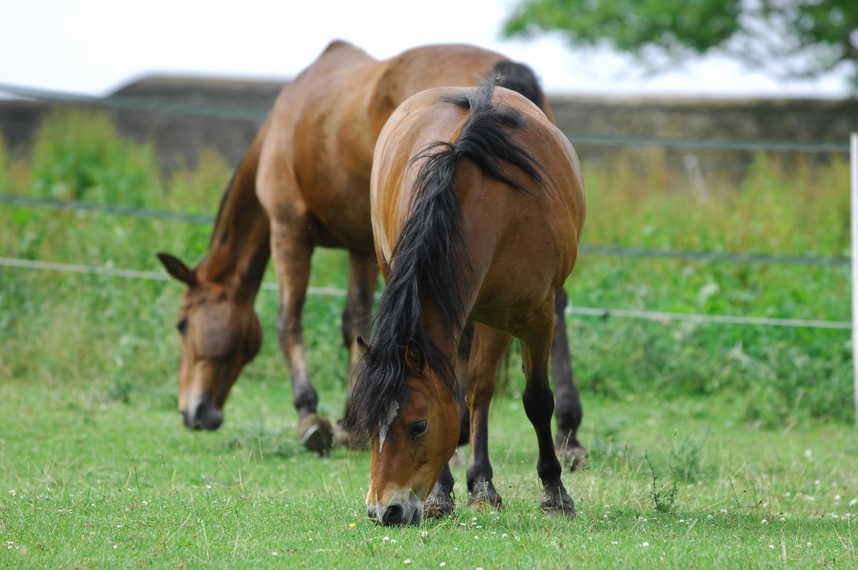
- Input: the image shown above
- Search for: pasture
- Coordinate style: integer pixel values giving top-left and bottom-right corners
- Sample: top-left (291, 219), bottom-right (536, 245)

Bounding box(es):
top-left (1, 110), bottom-right (857, 567)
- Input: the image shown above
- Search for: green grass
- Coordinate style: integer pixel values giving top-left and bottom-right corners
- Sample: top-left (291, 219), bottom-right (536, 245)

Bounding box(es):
top-left (1, 109), bottom-right (856, 567)
top-left (2, 381), bottom-right (857, 568)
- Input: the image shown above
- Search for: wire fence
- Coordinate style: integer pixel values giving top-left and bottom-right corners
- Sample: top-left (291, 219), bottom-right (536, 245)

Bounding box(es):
top-left (1, 193), bottom-right (849, 267)
top-left (0, 81), bottom-right (852, 335)
top-left (1, 256), bottom-right (848, 330)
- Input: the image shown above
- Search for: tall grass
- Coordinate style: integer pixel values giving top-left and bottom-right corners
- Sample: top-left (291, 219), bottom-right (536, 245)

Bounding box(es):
top-left (0, 109), bottom-right (852, 426)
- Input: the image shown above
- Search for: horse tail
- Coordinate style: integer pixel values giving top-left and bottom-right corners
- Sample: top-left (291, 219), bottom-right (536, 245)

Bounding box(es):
top-left (491, 60), bottom-right (546, 111)
top-left (344, 80), bottom-right (542, 437)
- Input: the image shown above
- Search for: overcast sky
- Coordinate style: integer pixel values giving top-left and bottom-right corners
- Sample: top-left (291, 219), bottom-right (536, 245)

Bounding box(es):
top-left (2, 0), bottom-right (850, 98)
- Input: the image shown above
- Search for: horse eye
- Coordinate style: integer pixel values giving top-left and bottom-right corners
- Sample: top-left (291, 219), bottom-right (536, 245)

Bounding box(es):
top-left (408, 419), bottom-right (428, 439)
top-left (176, 318), bottom-right (188, 335)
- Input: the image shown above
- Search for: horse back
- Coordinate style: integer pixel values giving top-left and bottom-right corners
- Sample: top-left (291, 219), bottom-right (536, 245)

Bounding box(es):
top-left (368, 44), bottom-right (554, 128)
top-left (371, 86), bottom-right (584, 324)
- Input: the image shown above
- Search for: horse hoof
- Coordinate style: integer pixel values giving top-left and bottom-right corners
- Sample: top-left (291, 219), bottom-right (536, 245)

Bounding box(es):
top-left (332, 420), bottom-right (368, 450)
top-left (541, 485), bottom-right (576, 518)
top-left (424, 491), bottom-right (455, 519)
top-left (299, 414), bottom-right (333, 456)
top-left (557, 445), bottom-right (588, 472)
top-left (468, 480), bottom-right (503, 510)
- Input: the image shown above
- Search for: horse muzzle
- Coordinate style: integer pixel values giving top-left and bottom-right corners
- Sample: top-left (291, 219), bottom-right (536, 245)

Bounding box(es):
top-left (181, 395), bottom-right (224, 431)
top-left (367, 490), bottom-right (423, 526)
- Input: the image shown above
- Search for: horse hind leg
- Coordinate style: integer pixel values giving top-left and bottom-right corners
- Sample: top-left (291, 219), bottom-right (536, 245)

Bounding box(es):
top-left (466, 324), bottom-right (512, 510)
top-left (521, 306), bottom-right (575, 517)
top-left (551, 289), bottom-right (587, 470)
top-left (270, 220), bottom-right (333, 456)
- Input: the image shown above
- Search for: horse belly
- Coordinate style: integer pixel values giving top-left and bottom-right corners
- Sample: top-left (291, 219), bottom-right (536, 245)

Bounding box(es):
top-left (463, 206), bottom-right (563, 333)
top-left (303, 176), bottom-right (375, 252)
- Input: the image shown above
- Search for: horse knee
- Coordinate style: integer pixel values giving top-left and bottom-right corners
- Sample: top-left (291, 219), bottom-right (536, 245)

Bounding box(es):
top-left (523, 386), bottom-right (554, 425)
top-left (276, 312), bottom-right (302, 346)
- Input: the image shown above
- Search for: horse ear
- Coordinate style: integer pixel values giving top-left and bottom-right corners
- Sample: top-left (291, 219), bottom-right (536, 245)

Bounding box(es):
top-left (405, 342), bottom-right (425, 372)
top-left (156, 252), bottom-right (197, 286)
top-left (356, 336), bottom-right (370, 355)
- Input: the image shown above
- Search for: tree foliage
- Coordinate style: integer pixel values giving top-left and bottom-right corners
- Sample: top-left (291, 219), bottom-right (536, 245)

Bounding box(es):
top-left (503, 0), bottom-right (858, 86)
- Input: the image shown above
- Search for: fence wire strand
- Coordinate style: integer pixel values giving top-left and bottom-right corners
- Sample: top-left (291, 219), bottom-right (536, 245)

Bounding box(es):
top-left (0, 256), bottom-right (848, 330)
top-left (1, 193), bottom-right (847, 267)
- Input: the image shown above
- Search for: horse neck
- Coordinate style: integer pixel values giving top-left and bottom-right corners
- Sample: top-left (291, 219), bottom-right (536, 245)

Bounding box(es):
top-left (198, 133), bottom-right (270, 303)
top-left (420, 300), bottom-right (467, 359)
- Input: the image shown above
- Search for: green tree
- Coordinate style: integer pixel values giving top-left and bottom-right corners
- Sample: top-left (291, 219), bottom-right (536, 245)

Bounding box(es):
top-left (503, 0), bottom-right (858, 87)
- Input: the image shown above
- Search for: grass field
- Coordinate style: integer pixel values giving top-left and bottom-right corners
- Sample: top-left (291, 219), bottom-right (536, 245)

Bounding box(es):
top-left (2, 380), bottom-right (857, 568)
top-left (1, 110), bottom-right (856, 567)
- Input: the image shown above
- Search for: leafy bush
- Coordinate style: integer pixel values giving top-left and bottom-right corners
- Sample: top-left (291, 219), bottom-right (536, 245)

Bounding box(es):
top-left (1, 111), bottom-right (852, 426)
top-left (167, 148), bottom-right (232, 212)
top-left (29, 109), bottom-right (160, 206)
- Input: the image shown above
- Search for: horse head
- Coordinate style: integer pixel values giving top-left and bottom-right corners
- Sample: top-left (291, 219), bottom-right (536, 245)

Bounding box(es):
top-left (157, 252), bottom-right (261, 430)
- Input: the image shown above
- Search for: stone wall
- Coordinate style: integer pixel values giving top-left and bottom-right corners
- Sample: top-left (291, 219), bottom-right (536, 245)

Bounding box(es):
top-left (2, 74), bottom-right (855, 177)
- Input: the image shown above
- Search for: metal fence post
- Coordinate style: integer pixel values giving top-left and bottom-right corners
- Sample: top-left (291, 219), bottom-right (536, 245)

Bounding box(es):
top-left (851, 133), bottom-right (858, 424)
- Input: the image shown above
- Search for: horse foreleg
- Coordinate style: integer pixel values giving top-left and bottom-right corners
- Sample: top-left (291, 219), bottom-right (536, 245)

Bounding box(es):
top-left (522, 306), bottom-right (576, 517)
top-left (424, 463), bottom-right (456, 519)
top-left (466, 324), bottom-right (512, 510)
top-left (336, 251), bottom-right (378, 449)
top-left (455, 322), bottom-right (475, 446)
top-left (271, 222), bottom-right (332, 455)
top-left (551, 288), bottom-right (587, 470)
top-left (343, 251), bottom-right (378, 374)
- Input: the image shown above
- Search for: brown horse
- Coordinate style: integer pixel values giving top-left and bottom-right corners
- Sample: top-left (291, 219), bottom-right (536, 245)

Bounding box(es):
top-left (346, 80), bottom-right (585, 525)
top-left (156, 41), bottom-right (585, 460)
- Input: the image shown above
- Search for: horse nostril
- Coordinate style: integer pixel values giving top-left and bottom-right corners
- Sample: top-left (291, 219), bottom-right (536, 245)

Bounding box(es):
top-left (204, 410), bottom-right (223, 430)
top-left (187, 400), bottom-right (223, 431)
top-left (381, 503), bottom-right (404, 526)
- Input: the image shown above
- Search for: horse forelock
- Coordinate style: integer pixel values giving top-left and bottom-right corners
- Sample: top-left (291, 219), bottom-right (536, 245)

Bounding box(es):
top-left (378, 400), bottom-right (400, 453)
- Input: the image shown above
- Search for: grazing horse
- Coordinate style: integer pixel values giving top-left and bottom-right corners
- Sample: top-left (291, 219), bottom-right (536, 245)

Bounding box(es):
top-left (347, 80), bottom-right (585, 525)
top-left (156, 40), bottom-right (585, 460)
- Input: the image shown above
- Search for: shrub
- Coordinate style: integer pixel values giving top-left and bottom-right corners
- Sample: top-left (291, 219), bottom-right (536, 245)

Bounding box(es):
top-left (29, 109), bottom-right (160, 206)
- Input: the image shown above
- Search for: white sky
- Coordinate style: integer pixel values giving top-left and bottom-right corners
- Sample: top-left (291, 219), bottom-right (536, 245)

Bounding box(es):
top-left (1, 0), bottom-right (850, 98)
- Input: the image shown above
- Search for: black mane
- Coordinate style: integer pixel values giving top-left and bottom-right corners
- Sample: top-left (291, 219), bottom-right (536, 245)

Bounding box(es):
top-left (492, 60), bottom-right (545, 111)
top-left (208, 169), bottom-right (237, 246)
top-left (344, 80), bottom-right (543, 438)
